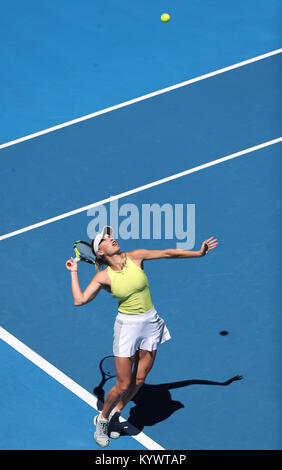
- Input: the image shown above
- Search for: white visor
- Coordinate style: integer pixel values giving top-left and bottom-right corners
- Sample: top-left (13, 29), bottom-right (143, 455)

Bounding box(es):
top-left (92, 226), bottom-right (113, 259)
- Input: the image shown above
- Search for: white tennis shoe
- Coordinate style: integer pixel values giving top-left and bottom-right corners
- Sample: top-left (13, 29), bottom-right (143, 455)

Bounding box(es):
top-left (94, 414), bottom-right (110, 447)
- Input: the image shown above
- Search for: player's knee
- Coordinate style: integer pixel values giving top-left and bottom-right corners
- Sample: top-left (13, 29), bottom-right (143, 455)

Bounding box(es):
top-left (116, 379), bottom-right (131, 394)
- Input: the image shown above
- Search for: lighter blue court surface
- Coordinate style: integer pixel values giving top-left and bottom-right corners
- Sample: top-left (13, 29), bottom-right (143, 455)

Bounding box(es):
top-left (0, 1), bottom-right (281, 450)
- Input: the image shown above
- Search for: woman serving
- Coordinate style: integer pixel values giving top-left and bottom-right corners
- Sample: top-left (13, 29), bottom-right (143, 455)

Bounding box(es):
top-left (66, 226), bottom-right (218, 447)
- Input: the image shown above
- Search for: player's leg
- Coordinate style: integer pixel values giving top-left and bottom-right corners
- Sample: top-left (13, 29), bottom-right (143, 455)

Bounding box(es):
top-left (101, 354), bottom-right (136, 419)
top-left (94, 354), bottom-right (135, 447)
top-left (108, 349), bottom-right (157, 439)
top-left (115, 349), bottom-right (157, 411)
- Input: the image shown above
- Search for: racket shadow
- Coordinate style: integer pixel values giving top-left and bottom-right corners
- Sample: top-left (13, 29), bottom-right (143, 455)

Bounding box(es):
top-left (93, 385), bottom-right (106, 412)
top-left (120, 375), bottom-right (243, 436)
top-left (93, 355), bottom-right (116, 411)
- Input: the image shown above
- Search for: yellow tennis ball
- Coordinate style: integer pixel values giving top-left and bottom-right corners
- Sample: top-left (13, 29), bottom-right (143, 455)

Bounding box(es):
top-left (161, 13), bottom-right (170, 23)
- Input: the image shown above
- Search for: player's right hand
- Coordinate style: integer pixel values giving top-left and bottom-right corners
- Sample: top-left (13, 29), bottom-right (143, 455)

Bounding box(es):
top-left (65, 257), bottom-right (78, 272)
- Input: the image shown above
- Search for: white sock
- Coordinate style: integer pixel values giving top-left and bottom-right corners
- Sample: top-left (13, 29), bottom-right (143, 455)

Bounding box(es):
top-left (109, 408), bottom-right (121, 418)
top-left (99, 414), bottom-right (108, 422)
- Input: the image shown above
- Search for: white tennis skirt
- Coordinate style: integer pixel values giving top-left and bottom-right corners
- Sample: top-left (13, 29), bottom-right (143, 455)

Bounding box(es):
top-left (113, 307), bottom-right (171, 357)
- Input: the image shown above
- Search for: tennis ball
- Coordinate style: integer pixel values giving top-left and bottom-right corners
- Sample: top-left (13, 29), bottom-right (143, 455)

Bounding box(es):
top-left (161, 13), bottom-right (170, 23)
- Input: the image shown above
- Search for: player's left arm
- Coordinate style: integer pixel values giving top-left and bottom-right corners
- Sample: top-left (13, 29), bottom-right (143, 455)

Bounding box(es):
top-left (128, 237), bottom-right (218, 261)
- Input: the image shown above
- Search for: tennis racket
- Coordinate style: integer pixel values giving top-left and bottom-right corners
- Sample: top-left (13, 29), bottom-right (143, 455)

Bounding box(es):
top-left (66, 240), bottom-right (96, 267)
top-left (93, 356), bottom-right (116, 409)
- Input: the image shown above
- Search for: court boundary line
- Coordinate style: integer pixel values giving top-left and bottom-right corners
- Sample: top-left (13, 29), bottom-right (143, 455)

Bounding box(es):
top-left (0, 326), bottom-right (165, 451)
top-left (0, 137), bottom-right (281, 241)
top-left (0, 48), bottom-right (281, 150)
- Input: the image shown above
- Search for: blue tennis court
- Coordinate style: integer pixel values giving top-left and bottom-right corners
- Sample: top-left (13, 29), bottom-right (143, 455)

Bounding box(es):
top-left (0, 1), bottom-right (281, 451)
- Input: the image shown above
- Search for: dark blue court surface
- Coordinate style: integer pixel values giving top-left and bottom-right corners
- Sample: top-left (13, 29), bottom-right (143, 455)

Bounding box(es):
top-left (0, 0), bottom-right (281, 451)
top-left (0, 0), bottom-right (281, 144)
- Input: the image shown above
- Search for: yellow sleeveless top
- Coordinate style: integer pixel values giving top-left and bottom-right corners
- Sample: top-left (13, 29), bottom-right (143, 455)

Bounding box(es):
top-left (107, 256), bottom-right (154, 314)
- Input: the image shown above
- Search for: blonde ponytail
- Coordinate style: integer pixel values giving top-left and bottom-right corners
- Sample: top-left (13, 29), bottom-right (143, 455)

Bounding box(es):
top-left (95, 257), bottom-right (107, 272)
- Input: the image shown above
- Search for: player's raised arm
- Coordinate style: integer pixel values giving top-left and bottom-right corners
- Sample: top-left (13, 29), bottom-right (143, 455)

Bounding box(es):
top-left (128, 237), bottom-right (218, 261)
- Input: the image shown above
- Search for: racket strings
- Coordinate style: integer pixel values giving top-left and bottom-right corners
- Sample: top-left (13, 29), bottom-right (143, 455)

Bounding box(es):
top-left (75, 241), bottom-right (96, 262)
top-left (101, 357), bottom-right (116, 377)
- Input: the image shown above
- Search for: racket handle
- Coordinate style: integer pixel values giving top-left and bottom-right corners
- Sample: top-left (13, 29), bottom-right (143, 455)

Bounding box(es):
top-left (67, 257), bottom-right (80, 267)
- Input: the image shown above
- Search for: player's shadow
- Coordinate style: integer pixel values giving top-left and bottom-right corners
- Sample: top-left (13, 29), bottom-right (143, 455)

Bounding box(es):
top-left (92, 375), bottom-right (243, 435)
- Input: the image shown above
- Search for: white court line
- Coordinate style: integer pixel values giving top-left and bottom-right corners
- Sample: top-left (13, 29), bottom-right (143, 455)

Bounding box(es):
top-left (0, 326), bottom-right (165, 450)
top-left (0, 137), bottom-right (281, 241)
top-left (0, 48), bottom-right (281, 150)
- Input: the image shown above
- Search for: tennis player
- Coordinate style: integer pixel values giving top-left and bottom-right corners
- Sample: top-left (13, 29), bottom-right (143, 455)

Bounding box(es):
top-left (66, 226), bottom-right (218, 447)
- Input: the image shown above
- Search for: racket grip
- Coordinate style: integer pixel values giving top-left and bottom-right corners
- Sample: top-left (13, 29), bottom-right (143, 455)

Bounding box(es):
top-left (67, 257), bottom-right (80, 267)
